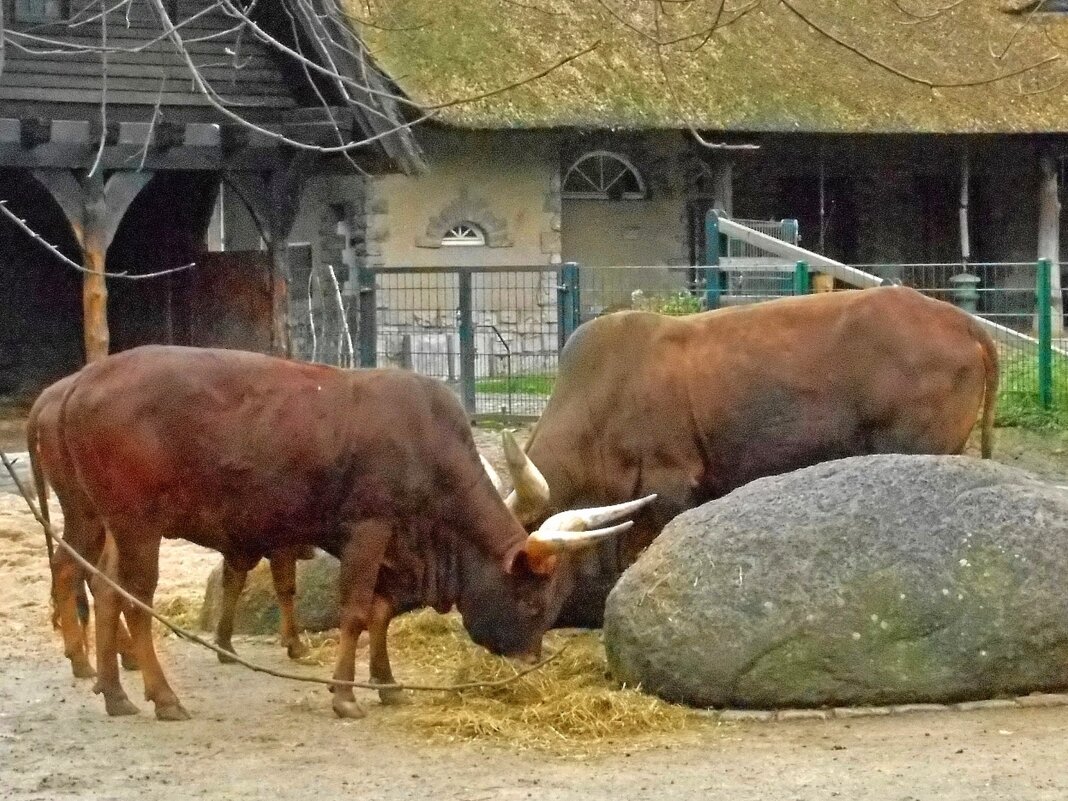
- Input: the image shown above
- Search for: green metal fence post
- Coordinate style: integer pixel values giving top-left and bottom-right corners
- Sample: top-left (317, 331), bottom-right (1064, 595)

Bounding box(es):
top-left (793, 261), bottom-right (810, 296)
top-left (356, 264), bottom-right (377, 368)
top-left (557, 261), bottom-right (580, 349)
top-left (782, 218), bottom-right (799, 246)
top-left (458, 269), bottom-right (477, 415)
top-left (1038, 258), bottom-right (1053, 410)
top-left (703, 209), bottom-right (725, 309)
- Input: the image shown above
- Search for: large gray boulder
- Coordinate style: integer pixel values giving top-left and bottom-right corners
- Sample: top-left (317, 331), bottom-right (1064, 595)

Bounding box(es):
top-left (604, 455), bottom-right (1068, 709)
top-left (199, 551), bottom-right (340, 635)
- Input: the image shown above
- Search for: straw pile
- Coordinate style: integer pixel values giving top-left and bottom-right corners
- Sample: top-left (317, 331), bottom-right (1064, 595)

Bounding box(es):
top-left (151, 595), bottom-right (699, 756)
top-left (301, 610), bottom-right (698, 756)
top-left (154, 596), bottom-right (203, 632)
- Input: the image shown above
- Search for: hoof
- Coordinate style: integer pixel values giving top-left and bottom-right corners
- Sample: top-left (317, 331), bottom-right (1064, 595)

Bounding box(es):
top-left (155, 703), bottom-right (191, 722)
top-left (332, 698), bottom-right (367, 720)
top-left (70, 656), bottom-right (97, 680)
top-left (120, 653), bottom-right (140, 672)
top-left (377, 687), bottom-right (410, 706)
top-left (285, 639), bottom-right (309, 660)
top-left (103, 696), bottom-right (140, 717)
top-left (216, 648), bottom-right (238, 665)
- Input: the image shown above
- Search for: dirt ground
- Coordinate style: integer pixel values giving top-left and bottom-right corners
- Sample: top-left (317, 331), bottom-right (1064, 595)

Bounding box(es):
top-left (4, 422), bottom-right (1068, 801)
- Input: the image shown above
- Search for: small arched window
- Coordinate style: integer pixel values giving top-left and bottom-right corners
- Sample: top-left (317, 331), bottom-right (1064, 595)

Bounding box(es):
top-left (562, 151), bottom-right (646, 201)
top-left (441, 222), bottom-right (486, 246)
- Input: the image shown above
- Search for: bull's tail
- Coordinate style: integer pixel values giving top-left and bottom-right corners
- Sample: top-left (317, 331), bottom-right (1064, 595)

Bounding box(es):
top-left (975, 323), bottom-right (999, 459)
top-left (27, 417), bottom-right (59, 629)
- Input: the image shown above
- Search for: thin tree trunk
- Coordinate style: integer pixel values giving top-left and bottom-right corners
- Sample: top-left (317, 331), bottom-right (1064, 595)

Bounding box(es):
top-left (81, 176), bottom-right (110, 362)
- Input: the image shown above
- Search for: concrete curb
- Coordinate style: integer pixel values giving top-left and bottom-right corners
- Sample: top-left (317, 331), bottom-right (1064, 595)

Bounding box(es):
top-left (693, 692), bottom-right (1068, 722)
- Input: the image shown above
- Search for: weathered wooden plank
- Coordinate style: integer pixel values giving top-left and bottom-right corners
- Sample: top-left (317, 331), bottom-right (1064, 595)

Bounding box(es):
top-left (0, 71), bottom-right (293, 98)
top-left (7, 35), bottom-right (260, 55)
top-left (3, 58), bottom-right (286, 84)
top-left (8, 48), bottom-right (275, 70)
top-left (0, 86), bottom-right (295, 107)
top-left (0, 142), bottom-right (293, 170)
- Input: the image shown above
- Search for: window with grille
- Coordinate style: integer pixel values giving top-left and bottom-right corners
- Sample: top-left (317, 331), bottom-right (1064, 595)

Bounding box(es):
top-left (441, 222), bottom-right (486, 246)
top-left (562, 151), bottom-right (646, 201)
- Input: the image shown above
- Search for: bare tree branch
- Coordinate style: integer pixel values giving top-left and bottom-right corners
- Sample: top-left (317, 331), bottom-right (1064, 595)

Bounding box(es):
top-left (0, 200), bottom-right (195, 281)
top-left (423, 39), bottom-right (602, 110)
top-left (778, 0), bottom-right (1060, 88)
top-left (885, 0), bottom-right (967, 24)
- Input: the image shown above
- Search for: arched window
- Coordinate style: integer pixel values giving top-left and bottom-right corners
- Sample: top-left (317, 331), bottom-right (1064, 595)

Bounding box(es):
top-left (441, 222), bottom-right (486, 246)
top-left (562, 151), bottom-right (646, 201)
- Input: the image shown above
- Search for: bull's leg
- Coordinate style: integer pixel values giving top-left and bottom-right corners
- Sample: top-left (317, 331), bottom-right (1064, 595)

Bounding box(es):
top-left (268, 551), bottom-right (308, 660)
top-left (55, 519), bottom-right (141, 675)
top-left (118, 533), bottom-right (188, 721)
top-left (53, 546), bottom-right (96, 679)
top-left (214, 557), bottom-right (253, 664)
top-left (51, 508), bottom-right (104, 679)
top-left (331, 519), bottom-right (392, 720)
top-left (90, 533), bottom-right (138, 717)
top-left (368, 595), bottom-right (406, 706)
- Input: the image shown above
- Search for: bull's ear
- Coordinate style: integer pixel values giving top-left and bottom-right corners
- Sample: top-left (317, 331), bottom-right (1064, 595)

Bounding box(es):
top-left (505, 540), bottom-right (558, 578)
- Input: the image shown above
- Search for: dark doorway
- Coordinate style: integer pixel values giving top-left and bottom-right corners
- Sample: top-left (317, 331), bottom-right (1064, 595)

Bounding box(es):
top-left (0, 170), bottom-right (83, 405)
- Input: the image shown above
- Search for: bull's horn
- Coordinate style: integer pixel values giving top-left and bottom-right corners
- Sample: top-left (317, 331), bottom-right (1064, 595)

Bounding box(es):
top-left (501, 430), bottom-right (550, 521)
top-left (527, 520), bottom-right (634, 550)
top-left (480, 454), bottom-right (504, 496)
top-left (534, 494), bottom-right (658, 533)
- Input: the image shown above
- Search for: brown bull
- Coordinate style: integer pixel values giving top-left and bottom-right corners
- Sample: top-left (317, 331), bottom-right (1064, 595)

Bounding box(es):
top-left (29, 375), bottom-right (313, 678)
top-left (39, 345), bottom-right (652, 720)
top-left (503, 286), bottom-right (999, 627)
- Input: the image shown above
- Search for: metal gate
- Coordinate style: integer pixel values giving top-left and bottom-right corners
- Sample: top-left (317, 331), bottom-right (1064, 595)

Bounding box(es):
top-left (356, 265), bottom-right (578, 418)
top-left (701, 212), bottom-right (801, 306)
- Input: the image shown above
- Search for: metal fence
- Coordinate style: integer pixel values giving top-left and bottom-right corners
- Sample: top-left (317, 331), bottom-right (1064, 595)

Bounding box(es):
top-left (292, 258), bottom-right (1067, 423)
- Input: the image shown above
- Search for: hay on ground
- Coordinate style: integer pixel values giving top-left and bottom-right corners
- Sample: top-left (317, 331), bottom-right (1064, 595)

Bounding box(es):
top-left (150, 599), bottom-right (699, 756)
top-left (371, 610), bottom-right (695, 755)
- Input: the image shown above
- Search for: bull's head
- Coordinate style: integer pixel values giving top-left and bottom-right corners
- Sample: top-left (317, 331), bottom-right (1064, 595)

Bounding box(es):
top-left (457, 434), bottom-right (654, 659)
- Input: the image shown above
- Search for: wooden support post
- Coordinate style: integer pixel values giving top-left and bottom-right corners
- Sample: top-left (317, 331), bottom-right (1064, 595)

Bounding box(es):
top-left (711, 155), bottom-right (733, 217)
top-left (32, 169), bottom-right (153, 363)
top-left (959, 149), bottom-right (971, 265)
top-left (225, 154), bottom-right (317, 357)
top-left (1038, 151), bottom-right (1063, 337)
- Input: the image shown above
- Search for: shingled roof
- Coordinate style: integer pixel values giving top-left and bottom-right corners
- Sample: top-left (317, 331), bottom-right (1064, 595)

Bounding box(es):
top-left (356, 0), bottom-right (1068, 133)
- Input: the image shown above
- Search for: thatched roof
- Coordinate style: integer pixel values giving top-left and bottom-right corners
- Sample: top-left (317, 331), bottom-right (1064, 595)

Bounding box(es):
top-left (355, 0), bottom-right (1068, 133)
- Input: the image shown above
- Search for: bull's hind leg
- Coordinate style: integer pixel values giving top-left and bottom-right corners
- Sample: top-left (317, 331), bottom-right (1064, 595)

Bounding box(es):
top-left (368, 595), bottom-right (406, 706)
top-left (55, 517), bottom-right (140, 676)
top-left (331, 520), bottom-right (392, 720)
top-left (214, 556), bottom-right (255, 664)
top-left (54, 545), bottom-right (96, 679)
top-left (117, 532), bottom-right (189, 721)
top-left (90, 533), bottom-right (139, 717)
top-left (269, 549), bottom-right (308, 660)
top-left (51, 507), bottom-right (104, 679)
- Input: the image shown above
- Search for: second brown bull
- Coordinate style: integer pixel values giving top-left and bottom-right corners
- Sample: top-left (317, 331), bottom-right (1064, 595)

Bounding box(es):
top-left (503, 286), bottom-right (1000, 627)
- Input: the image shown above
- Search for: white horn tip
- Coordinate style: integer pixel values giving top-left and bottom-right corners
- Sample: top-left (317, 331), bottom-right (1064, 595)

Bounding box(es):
top-left (529, 520), bottom-right (634, 548)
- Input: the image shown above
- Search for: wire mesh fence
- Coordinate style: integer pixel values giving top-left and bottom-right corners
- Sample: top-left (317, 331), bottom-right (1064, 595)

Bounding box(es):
top-left (290, 258), bottom-right (1068, 424)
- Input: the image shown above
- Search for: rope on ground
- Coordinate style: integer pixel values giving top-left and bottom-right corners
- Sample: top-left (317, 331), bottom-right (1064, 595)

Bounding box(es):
top-left (0, 450), bottom-right (566, 693)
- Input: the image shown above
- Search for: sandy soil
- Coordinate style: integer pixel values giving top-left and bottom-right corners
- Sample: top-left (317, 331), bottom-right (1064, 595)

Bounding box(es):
top-left (3, 425), bottom-right (1068, 801)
